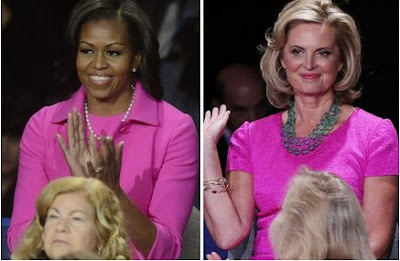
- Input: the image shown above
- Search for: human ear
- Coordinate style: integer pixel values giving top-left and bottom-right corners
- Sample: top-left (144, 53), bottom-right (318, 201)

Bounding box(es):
top-left (132, 53), bottom-right (142, 72)
top-left (338, 61), bottom-right (344, 72)
top-left (279, 57), bottom-right (286, 69)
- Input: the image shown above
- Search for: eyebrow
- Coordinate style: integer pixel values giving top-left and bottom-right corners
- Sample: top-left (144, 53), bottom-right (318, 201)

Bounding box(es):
top-left (290, 45), bottom-right (333, 51)
top-left (49, 207), bottom-right (60, 214)
top-left (79, 41), bottom-right (125, 47)
top-left (48, 207), bottom-right (91, 216)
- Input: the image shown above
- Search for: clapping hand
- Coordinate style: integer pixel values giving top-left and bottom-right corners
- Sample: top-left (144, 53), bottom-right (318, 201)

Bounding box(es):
top-left (87, 134), bottom-right (124, 193)
top-left (204, 104), bottom-right (230, 145)
top-left (57, 109), bottom-right (124, 193)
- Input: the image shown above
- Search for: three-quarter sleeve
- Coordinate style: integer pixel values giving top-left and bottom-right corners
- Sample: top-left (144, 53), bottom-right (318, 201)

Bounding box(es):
top-left (140, 114), bottom-right (199, 260)
top-left (365, 119), bottom-right (399, 176)
top-left (226, 121), bottom-right (253, 175)
top-left (7, 109), bottom-right (49, 251)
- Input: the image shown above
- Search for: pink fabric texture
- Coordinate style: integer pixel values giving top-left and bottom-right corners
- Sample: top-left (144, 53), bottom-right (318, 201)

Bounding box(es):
top-left (8, 82), bottom-right (199, 260)
top-left (226, 108), bottom-right (399, 260)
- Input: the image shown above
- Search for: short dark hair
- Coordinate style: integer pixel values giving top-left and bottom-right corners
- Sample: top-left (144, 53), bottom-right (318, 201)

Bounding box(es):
top-left (66, 0), bottom-right (163, 100)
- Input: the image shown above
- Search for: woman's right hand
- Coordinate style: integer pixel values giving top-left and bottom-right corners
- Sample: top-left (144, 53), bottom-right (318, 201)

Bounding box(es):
top-left (204, 104), bottom-right (230, 145)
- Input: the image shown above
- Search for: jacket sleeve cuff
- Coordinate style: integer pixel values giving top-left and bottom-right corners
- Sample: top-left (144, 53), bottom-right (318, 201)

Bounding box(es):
top-left (133, 222), bottom-right (182, 260)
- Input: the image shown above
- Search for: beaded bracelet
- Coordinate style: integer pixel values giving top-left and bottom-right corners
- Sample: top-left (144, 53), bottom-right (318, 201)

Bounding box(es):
top-left (203, 177), bottom-right (229, 193)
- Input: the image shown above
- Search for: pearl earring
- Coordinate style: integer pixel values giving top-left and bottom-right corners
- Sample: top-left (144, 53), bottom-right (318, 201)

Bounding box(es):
top-left (97, 245), bottom-right (103, 255)
top-left (132, 68), bottom-right (136, 72)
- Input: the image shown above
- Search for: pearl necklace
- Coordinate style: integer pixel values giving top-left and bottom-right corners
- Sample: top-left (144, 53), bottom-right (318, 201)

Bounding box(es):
top-left (281, 98), bottom-right (340, 155)
top-left (84, 85), bottom-right (135, 140)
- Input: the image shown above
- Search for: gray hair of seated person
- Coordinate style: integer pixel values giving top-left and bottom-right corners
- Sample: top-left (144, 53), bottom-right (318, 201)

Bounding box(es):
top-left (269, 167), bottom-right (375, 260)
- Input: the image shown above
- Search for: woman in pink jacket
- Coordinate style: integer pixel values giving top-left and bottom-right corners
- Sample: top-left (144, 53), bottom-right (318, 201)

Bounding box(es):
top-left (8, 0), bottom-right (198, 259)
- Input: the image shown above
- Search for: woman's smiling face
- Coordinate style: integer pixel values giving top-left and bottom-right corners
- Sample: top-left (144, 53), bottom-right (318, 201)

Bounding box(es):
top-left (76, 19), bottom-right (141, 101)
top-left (280, 22), bottom-right (343, 98)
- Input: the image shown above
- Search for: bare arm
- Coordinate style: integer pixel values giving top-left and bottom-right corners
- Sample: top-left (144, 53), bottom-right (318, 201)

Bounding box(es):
top-left (363, 176), bottom-right (398, 259)
top-left (203, 105), bottom-right (255, 249)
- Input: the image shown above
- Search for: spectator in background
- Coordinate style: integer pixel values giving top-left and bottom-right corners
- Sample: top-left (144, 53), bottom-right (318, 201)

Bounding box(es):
top-left (212, 63), bottom-right (272, 171)
top-left (214, 63), bottom-right (271, 133)
top-left (157, 0), bottom-right (200, 134)
top-left (11, 177), bottom-right (131, 259)
top-left (136, 0), bottom-right (201, 214)
top-left (135, 0), bottom-right (200, 134)
top-left (204, 63), bottom-right (272, 259)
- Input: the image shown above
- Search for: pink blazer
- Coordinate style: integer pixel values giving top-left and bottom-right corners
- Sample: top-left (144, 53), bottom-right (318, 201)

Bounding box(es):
top-left (8, 82), bottom-right (199, 259)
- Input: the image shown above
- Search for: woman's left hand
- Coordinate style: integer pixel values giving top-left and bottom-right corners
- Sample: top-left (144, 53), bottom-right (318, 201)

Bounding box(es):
top-left (87, 134), bottom-right (124, 194)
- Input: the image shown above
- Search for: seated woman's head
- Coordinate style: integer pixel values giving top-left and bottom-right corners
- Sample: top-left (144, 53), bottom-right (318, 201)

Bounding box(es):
top-left (270, 167), bottom-right (374, 260)
top-left (12, 177), bottom-right (131, 259)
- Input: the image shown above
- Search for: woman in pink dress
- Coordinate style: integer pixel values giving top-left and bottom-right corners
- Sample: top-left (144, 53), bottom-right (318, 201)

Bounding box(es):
top-left (204, 0), bottom-right (398, 259)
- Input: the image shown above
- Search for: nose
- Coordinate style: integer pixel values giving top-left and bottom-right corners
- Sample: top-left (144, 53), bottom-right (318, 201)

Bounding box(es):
top-left (303, 54), bottom-right (316, 70)
top-left (92, 53), bottom-right (107, 69)
top-left (55, 218), bottom-right (69, 233)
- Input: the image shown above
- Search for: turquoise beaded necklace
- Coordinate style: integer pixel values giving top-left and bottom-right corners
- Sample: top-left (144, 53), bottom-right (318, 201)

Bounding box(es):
top-left (281, 98), bottom-right (341, 155)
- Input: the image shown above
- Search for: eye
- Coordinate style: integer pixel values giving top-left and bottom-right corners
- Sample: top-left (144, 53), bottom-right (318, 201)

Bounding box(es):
top-left (317, 49), bottom-right (331, 56)
top-left (71, 216), bottom-right (83, 221)
top-left (290, 48), bottom-right (303, 55)
top-left (79, 48), bottom-right (94, 55)
top-left (106, 50), bottom-right (121, 56)
top-left (47, 214), bottom-right (59, 220)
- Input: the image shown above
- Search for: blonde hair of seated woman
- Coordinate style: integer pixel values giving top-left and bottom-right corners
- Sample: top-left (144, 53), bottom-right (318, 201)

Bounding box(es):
top-left (270, 167), bottom-right (375, 260)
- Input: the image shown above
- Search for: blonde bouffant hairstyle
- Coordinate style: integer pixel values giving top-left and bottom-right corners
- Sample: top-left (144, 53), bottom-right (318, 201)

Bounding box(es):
top-left (11, 177), bottom-right (132, 260)
top-left (260, 0), bottom-right (362, 108)
top-left (269, 167), bottom-right (375, 260)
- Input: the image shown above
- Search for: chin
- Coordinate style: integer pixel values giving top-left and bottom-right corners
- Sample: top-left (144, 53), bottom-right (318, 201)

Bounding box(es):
top-left (47, 252), bottom-right (68, 260)
top-left (46, 247), bottom-right (73, 259)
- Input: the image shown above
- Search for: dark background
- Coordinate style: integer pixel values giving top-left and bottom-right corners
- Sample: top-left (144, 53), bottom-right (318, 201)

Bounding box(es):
top-left (204, 0), bottom-right (399, 130)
